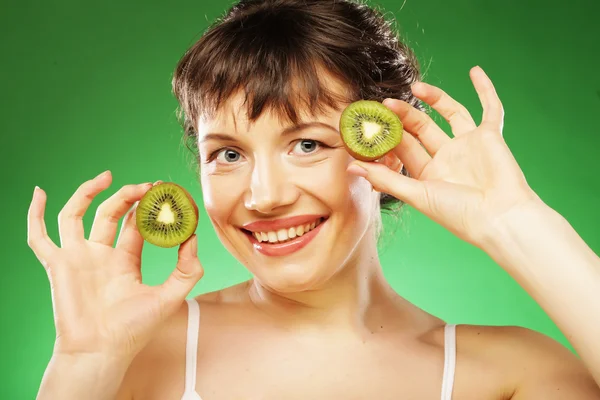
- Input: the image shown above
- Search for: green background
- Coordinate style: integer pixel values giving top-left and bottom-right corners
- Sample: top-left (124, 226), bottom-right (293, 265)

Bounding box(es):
top-left (2, 0), bottom-right (599, 397)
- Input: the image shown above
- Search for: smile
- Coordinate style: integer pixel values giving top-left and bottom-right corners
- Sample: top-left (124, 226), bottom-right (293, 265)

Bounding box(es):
top-left (251, 217), bottom-right (324, 243)
top-left (241, 216), bottom-right (328, 257)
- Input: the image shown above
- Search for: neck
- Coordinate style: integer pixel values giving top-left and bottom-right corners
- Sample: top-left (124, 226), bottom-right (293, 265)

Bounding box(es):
top-left (247, 233), bottom-right (402, 333)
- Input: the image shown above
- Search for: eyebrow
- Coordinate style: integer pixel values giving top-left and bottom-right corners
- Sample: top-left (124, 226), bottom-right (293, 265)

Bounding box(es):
top-left (199, 121), bottom-right (338, 143)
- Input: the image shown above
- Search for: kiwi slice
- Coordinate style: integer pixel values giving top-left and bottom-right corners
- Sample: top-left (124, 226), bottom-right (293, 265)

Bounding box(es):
top-left (339, 100), bottom-right (403, 161)
top-left (135, 182), bottom-right (199, 248)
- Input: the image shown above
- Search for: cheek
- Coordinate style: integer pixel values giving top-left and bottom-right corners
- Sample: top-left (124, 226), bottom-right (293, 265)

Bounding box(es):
top-left (302, 154), bottom-right (374, 219)
top-left (200, 170), bottom-right (244, 223)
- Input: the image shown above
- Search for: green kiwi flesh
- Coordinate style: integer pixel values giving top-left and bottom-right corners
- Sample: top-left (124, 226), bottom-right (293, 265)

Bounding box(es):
top-left (136, 182), bottom-right (199, 248)
top-left (339, 100), bottom-right (403, 161)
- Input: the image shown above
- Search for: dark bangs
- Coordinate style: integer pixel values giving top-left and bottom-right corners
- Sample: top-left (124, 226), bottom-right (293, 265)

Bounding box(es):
top-left (171, 0), bottom-right (424, 213)
top-left (172, 0), bottom-right (423, 138)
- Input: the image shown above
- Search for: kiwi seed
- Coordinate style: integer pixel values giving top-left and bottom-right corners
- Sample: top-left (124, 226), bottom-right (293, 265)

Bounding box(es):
top-left (135, 182), bottom-right (199, 248)
top-left (339, 100), bottom-right (403, 161)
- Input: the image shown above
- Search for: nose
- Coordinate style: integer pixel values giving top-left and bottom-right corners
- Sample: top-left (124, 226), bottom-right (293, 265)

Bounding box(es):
top-left (244, 157), bottom-right (298, 214)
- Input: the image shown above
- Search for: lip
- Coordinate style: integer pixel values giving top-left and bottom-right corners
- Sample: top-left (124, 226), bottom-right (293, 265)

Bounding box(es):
top-left (243, 217), bottom-right (328, 257)
top-left (241, 214), bottom-right (327, 232)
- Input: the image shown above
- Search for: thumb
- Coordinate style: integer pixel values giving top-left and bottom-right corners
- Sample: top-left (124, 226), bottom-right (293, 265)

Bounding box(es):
top-left (347, 161), bottom-right (424, 208)
top-left (159, 234), bottom-right (204, 309)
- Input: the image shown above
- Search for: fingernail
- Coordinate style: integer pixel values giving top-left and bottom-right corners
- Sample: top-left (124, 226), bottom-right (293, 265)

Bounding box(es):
top-left (382, 98), bottom-right (394, 106)
top-left (411, 81), bottom-right (423, 91)
top-left (347, 163), bottom-right (368, 178)
top-left (471, 65), bottom-right (484, 75)
top-left (153, 180), bottom-right (163, 185)
top-left (33, 186), bottom-right (40, 196)
top-left (96, 170), bottom-right (110, 179)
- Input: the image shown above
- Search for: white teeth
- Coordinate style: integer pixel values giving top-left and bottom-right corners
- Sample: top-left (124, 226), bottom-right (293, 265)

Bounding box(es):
top-left (251, 218), bottom-right (323, 244)
top-left (277, 229), bottom-right (288, 241)
top-left (267, 232), bottom-right (278, 243)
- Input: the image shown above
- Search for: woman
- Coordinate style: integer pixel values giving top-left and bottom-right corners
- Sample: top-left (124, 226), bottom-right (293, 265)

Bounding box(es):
top-left (29, 0), bottom-right (600, 399)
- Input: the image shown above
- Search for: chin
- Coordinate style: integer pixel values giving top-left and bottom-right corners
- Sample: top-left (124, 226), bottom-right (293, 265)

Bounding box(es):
top-left (253, 261), bottom-right (342, 294)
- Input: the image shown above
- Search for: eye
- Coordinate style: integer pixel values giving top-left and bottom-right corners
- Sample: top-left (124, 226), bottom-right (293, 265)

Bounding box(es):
top-left (293, 139), bottom-right (320, 155)
top-left (216, 148), bottom-right (241, 163)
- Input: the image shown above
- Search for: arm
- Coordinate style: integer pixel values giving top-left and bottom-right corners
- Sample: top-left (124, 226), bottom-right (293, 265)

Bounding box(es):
top-left (481, 201), bottom-right (600, 388)
top-left (347, 66), bottom-right (600, 390)
top-left (28, 177), bottom-right (202, 400)
top-left (37, 353), bottom-right (132, 400)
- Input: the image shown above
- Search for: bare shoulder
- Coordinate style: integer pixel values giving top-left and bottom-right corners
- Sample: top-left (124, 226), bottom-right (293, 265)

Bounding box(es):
top-left (137, 280), bottom-right (251, 354)
top-left (120, 282), bottom-right (250, 399)
top-left (457, 324), bottom-right (600, 399)
top-left (118, 299), bottom-right (192, 399)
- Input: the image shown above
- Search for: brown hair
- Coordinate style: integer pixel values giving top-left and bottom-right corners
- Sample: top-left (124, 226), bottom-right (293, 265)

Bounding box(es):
top-left (172, 0), bottom-right (424, 213)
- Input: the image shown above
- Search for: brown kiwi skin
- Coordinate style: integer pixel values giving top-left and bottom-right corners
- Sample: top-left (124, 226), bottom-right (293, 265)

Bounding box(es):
top-left (341, 140), bottom-right (388, 162)
top-left (137, 182), bottom-right (199, 246)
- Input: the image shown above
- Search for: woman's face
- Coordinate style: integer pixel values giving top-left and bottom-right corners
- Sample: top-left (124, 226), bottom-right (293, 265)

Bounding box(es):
top-left (197, 91), bottom-right (380, 293)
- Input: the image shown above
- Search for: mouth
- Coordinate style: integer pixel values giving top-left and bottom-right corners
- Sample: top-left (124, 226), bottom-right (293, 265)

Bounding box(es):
top-left (241, 216), bottom-right (328, 257)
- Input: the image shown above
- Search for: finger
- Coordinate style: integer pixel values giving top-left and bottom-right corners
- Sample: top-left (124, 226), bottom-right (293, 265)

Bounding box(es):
top-left (117, 180), bottom-right (163, 256)
top-left (392, 130), bottom-right (431, 179)
top-left (347, 160), bottom-right (425, 209)
top-left (410, 82), bottom-right (477, 136)
top-left (89, 183), bottom-right (153, 246)
top-left (27, 186), bottom-right (58, 268)
top-left (157, 235), bottom-right (203, 312)
top-left (470, 66), bottom-right (504, 132)
top-left (378, 151), bottom-right (403, 173)
top-left (58, 170), bottom-right (112, 246)
top-left (382, 98), bottom-right (450, 156)
top-left (116, 201), bottom-right (144, 257)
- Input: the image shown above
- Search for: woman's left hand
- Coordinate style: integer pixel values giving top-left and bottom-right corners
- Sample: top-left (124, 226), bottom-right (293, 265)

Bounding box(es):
top-left (347, 66), bottom-right (543, 247)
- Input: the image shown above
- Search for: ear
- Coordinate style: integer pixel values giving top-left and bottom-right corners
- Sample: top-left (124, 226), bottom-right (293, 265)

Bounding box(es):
top-left (376, 151), bottom-right (404, 173)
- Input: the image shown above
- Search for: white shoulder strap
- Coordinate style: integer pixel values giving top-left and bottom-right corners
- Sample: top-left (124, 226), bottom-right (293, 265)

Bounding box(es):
top-left (441, 324), bottom-right (457, 400)
top-left (183, 298), bottom-right (200, 396)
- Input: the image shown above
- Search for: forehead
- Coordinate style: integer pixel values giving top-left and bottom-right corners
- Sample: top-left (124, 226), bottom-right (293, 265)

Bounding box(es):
top-left (197, 93), bottom-right (344, 138)
top-left (197, 69), bottom-right (353, 136)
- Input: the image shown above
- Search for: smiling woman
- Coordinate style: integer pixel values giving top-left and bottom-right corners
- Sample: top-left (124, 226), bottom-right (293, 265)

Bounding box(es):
top-left (191, 77), bottom-right (382, 292)
top-left (28, 0), bottom-right (600, 399)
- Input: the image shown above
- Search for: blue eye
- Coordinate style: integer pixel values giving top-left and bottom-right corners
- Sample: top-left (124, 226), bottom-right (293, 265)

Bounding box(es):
top-left (294, 140), bottom-right (319, 154)
top-left (216, 149), bottom-right (241, 163)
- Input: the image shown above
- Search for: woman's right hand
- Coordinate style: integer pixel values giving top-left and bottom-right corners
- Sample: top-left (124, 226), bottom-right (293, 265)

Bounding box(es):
top-left (27, 170), bottom-right (204, 363)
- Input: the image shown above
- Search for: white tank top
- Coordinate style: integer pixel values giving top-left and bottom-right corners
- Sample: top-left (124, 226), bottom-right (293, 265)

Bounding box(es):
top-left (181, 298), bottom-right (457, 400)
